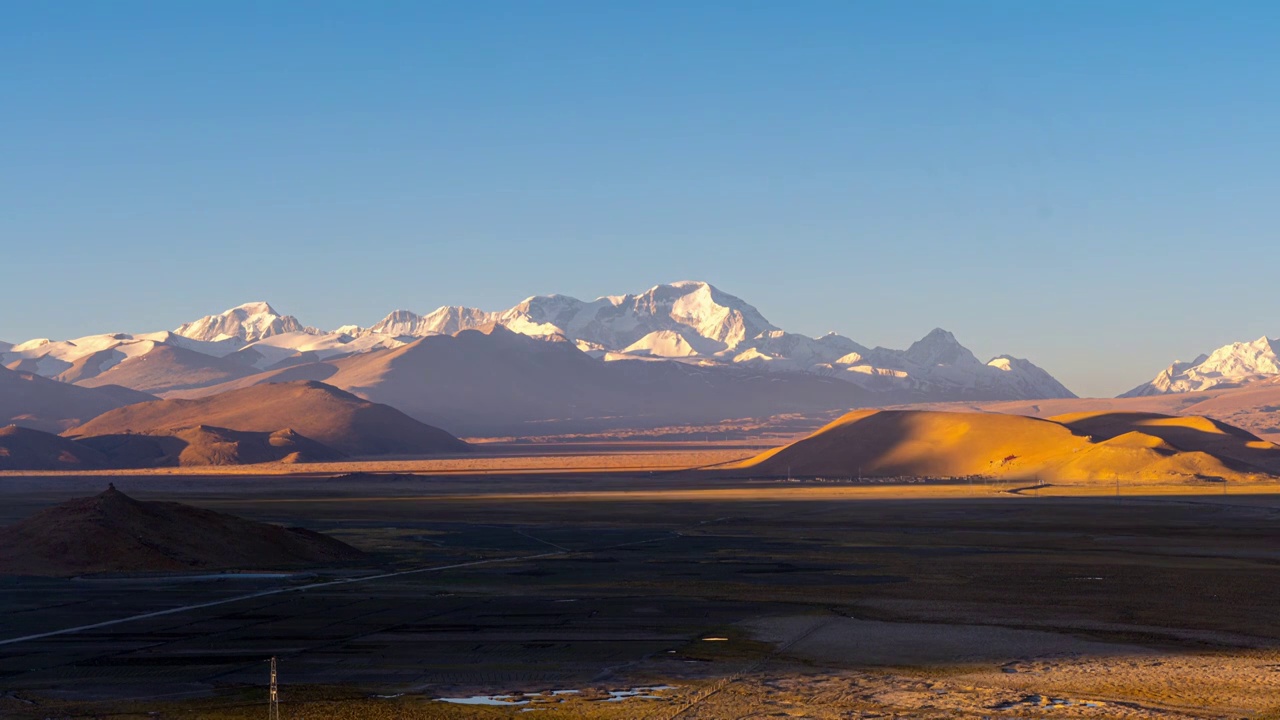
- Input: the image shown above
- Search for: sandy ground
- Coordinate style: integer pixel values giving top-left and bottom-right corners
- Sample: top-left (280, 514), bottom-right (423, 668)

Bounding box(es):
top-left (733, 615), bottom-right (1280, 717)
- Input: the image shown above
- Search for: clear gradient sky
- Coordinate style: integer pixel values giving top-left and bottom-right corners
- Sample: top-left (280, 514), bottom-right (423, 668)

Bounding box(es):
top-left (4, 1), bottom-right (1278, 397)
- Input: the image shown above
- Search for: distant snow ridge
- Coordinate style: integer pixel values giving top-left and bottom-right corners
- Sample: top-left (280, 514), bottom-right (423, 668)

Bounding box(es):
top-left (3, 282), bottom-right (1077, 401)
top-left (2, 331), bottom-right (243, 380)
top-left (174, 301), bottom-right (307, 343)
top-left (235, 331), bottom-right (406, 371)
top-left (1122, 335), bottom-right (1280, 397)
top-left (355, 281), bottom-right (778, 354)
top-left (758, 327), bottom-right (1075, 399)
top-left (490, 281), bottom-right (778, 352)
top-left (367, 307), bottom-right (496, 337)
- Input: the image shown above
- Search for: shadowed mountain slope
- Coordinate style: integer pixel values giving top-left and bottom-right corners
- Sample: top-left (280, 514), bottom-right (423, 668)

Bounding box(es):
top-left (1050, 411), bottom-right (1280, 475)
top-left (0, 486), bottom-right (365, 576)
top-left (76, 425), bottom-right (345, 467)
top-left (0, 423), bottom-right (342, 470)
top-left (66, 381), bottom-right (467, 456)
top-left (0, 425), bottom-right (108, 470)
top-left (69, 344), bottom-right (257, 394)
top-left (262, 325), bottom-right (876, 436)
top-left (0, 366), bottom-right (155, 433)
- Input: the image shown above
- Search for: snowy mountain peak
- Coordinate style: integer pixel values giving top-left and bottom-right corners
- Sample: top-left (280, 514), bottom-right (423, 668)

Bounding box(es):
top-left (173, 302), bottom-right (307, 343)
top-left (13, 338), bottom-right (52, 352)
top-left (230, 301), bottom-right (279, 316)
top-left (1122, 334), bottom-right (1280, 397)
top-left (986, 355), bottom-right (1077, 398)
top-left (423, 306), bottom-right (498, 335)
top-left (369, 309), bottom-right (426, 336)
top-left (628, 281), bottom-right (777, 349)
top-left (904, 328), bottom-right (981, 368)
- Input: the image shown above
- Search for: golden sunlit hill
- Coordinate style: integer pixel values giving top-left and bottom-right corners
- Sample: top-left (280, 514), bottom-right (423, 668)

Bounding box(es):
top-left (0, 485), bottom-right (365, 577)
top-left (1050, 410), bottom-right (1280, 474)
top-left (66, 380), bottom-right (468, 456)
top-left (736, 409), bottom-right (1280, 483)
top-left (911, 377), bottom-right (1280, 445)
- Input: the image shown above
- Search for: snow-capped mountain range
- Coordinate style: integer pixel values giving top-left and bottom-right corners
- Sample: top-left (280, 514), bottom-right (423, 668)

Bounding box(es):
top-left (2, 281), bottom-right (1075, 401)
top-left (1122, 335), bottom-right (1280, 397)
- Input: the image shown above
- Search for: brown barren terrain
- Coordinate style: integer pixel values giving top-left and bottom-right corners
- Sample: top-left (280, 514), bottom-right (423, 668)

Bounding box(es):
top-left (2, 466), bottom-right (1280, 718)
top-left (5, 409), bottom-right (1280, 719)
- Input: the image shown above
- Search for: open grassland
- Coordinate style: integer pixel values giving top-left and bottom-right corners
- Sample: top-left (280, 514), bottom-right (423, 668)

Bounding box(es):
top-left (4, 462), bottom-right (1280, 718)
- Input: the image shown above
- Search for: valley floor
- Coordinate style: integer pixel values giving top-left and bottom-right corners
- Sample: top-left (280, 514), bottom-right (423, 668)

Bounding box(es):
top-left (3, 462), bottom-right (1280, 718)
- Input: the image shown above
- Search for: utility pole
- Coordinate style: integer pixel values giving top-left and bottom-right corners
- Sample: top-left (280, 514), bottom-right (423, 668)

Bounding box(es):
top-left (269, 656), bottom-right (280, 720)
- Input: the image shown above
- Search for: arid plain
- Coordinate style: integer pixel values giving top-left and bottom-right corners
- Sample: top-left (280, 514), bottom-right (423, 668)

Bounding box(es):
top-left (5, 437), bottom-right (1280, 719)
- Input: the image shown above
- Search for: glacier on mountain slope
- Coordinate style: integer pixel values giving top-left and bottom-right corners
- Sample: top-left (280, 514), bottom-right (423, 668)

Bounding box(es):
top-left (236, 331), bottom-right (408, 370)
top-left (2, 281), bottom-right (1075, 400)
top-left (350, 281), bottom-right (777, 354)
top-left (3, 332), bottom-right (243, 379)
top-left (1122, 335), bottom-right (1280, 397)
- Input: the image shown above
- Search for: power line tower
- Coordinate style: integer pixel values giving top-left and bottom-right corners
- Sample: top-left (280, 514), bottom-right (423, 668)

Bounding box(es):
top-left (269, 656), bottom-right (280, 720)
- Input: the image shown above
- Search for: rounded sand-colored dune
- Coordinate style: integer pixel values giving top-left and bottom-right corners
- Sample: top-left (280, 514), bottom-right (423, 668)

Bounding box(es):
top-left (736, 409), bottom-right (1280, 483)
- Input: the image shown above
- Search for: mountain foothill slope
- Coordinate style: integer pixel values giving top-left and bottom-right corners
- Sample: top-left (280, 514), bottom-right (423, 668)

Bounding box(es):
top-left (67, 380), bottom-right (469, 456)
top-left (66, 343), bottom-right (259, 394)
top-left (0, 380), bottom-right (466, 470)
top-left (77, 425), bottom-right (346, 468)
top-left (0, 485), bottom-right (365, 576)
top-left (0, 365), bottom-right (155, 433)
top-left (0, 425), bottom-right (109, 471)
top-left (1, 422), bottom-right (346, 470)
top-left (737, 409), bottom-right (1280, 483)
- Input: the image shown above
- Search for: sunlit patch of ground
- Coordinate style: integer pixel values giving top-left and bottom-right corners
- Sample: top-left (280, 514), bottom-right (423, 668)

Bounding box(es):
top-left (0, 446), bottom-right (758, 478)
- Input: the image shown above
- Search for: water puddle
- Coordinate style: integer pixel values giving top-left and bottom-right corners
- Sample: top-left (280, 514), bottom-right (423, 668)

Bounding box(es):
top-left (994, 694), bottom-right (1104, 710)
top-left (437, 695), bottom-right (528, 706)
top-left (436, 685), bottom-right (676, 706)
top-left (602, 685), bottom-right (677, 702)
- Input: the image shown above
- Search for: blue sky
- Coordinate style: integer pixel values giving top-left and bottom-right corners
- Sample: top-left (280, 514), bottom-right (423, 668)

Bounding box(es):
top-left (3, 1), bottom-right (1278, 397)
